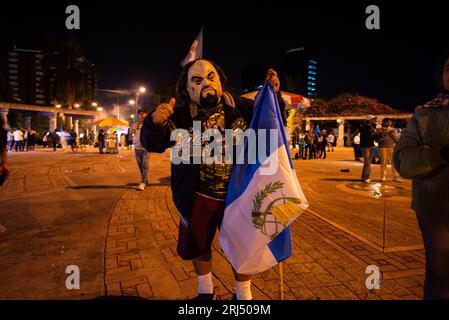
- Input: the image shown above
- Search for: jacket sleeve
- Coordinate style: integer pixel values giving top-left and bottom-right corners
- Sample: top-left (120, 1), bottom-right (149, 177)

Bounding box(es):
top-left (140, 111), bottom-right (173, 153)
top-left (393, 114), bottom-right (449, 179)
top-left (234, 96), bottom-right (255, 123)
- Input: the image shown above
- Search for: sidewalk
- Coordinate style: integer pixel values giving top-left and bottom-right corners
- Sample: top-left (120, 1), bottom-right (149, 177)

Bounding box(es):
top-left (104, 150), bottom-right (424, 300)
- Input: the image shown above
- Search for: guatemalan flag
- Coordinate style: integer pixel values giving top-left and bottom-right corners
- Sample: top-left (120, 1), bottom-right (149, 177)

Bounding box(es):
top-left (219, 83), bottom-right (309, 275)
top-left (180, 28), bottom-right (203, 67)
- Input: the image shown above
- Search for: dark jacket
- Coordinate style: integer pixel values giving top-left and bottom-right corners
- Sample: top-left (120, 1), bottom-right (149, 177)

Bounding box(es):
top-left (359, 122), bottom-right (377, 148)
top-left (394, 96), bottom-right (449, 223)
top-left (378, 127), bottom-right (399, 148)
top-left (141, 95), bottom-right (254, 219)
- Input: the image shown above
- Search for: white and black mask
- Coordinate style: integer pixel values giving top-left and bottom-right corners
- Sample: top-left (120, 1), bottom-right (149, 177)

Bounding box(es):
top-left (187, 60), bottom-right (223, 109)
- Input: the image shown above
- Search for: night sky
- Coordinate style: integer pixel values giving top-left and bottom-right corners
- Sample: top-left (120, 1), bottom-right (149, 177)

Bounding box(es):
top-left (1, 0), bottom-right (448, 111)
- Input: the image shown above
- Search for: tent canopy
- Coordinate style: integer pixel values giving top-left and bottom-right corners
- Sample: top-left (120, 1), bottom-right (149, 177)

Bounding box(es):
top-left (93, 117), bottom-right (129, 127)
top-left (241, 90), bottom-right (311, 109)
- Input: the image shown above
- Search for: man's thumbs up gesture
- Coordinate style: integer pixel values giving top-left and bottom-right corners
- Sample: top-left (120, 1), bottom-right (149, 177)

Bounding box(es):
top-left (151, 98), bottom-right (175, 126)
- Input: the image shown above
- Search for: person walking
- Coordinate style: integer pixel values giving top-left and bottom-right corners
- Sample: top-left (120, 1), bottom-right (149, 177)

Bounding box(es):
top-left (68, 128), bottom-right (77, 152)
top-left (7, 129), bottom-right (13, 152)
top-left (98, 129), bottom-right (105, 154)
top-left (13, 128), bottom-right (23, 152)
top-left (378, 118), bottom-right (400, 182)
top-left (318, 132), bottom-right (328, 159)
top-left (353, 132), bottom-right (362, 161)
top-left (327, 131), bottom-right (335, 152)
top-left (27, 129), bottom-right (36, 151)
top-left (394, 50), bottom-right (449, 300)
top-left (22, 129), bottom-right (28, 151)
top-left (303, 130), bottom-right (312, 160)
top-left (49, 130), bottom-right (60, 152)
top-left (132, 109), bottom-right (150, 191)
top-left (360, 115), bottom-right (378, 183)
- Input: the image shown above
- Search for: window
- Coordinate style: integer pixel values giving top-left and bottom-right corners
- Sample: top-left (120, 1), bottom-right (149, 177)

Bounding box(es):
top-left (308, 71), bottom-right (316, 75)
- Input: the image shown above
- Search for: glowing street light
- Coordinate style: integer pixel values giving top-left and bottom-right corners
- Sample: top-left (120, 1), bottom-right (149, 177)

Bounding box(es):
top-left (91, 102), bottom-right (98, 107)
top-left (97, 107), bottom-right (103, 112)
top-left (55, 104), bottom-right (61, 109)
top-left (139, 86), bottom-right (146, 94)
top-left (74, 103), bottom-right (80, 108)
top-left (129, 100), bottom-right (136, 105)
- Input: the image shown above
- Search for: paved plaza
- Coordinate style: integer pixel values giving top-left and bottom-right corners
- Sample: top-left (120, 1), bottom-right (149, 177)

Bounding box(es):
top-left (0, 147), bottom-right (425, 300)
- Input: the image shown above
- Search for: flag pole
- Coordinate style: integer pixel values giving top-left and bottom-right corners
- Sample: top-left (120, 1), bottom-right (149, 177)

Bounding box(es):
top-left (279, 262), bottom-right (284, 300)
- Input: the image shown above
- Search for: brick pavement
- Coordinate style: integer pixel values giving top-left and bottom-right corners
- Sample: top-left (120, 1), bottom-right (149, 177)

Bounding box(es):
top-left (104, 183), bottom-right (425, 300)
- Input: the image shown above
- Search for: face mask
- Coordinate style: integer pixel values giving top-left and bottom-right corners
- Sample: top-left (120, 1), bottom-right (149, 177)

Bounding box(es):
top-left (187, 60), bottom-right (223, 109)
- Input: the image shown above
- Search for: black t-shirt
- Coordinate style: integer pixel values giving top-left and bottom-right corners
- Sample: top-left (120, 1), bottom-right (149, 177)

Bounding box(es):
top-left (0, 128), bottom-right (7, 152)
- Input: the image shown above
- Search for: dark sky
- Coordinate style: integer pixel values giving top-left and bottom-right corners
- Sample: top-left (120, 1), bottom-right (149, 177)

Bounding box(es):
top-left (1, 0), bottom-right (448, 111)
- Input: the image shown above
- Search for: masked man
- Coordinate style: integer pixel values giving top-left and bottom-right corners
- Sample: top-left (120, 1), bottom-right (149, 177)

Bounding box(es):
top-left (141, 59), bottom-right (281, 300)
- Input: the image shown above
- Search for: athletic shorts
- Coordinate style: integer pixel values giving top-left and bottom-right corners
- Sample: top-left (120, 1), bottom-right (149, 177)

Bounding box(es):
top-left (177, 192), bottom-right (225, 260)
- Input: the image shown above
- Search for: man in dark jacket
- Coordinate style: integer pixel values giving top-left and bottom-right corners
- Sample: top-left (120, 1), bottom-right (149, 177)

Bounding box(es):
top-left (360, 115), bottom-right (378, 182)
top-left (141, 59), bottom-right (279, 300)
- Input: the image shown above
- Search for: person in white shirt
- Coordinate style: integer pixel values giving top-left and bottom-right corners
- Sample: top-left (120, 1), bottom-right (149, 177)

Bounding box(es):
top-left (7, 129), bottom-right (13, 151)
top-left (353, 132), bottom-right (361, 161)
top-left (327, 132), bottom-right (335, 152)
top-left (132, 109), bottom-right (150, 191)
top-left (13, 128), bottom-right (24, 152)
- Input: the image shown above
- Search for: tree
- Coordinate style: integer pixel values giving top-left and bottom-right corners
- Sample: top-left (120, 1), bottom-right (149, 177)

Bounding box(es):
top-left (287, 108), bottom-right (302, 134)
top-left (303, 93), bottom-right (396, 117)
top-left (43, 39), bottom-right (95, 109)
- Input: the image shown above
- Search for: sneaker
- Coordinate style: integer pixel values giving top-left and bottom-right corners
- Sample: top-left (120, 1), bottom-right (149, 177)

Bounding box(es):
top-left (364, 179), bottom-right (371, 183)
top-left (191, 291), bottom-right (216, 300)
top-left (137, 183), bottom-right (145, 191)
top-left (393, 177), bottom-right (402, 183)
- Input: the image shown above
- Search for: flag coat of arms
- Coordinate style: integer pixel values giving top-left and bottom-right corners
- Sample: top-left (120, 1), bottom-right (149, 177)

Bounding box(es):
top-left (219, 83), bottom-right (309, 275)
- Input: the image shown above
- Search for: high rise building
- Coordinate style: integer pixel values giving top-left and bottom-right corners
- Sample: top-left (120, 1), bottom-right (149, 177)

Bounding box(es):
top-left (281, 47), bottom-right (318, 98)
top-left (8, 47), bottom-right (97, 107)
top-left (8, 48), bottom-right (47, 105)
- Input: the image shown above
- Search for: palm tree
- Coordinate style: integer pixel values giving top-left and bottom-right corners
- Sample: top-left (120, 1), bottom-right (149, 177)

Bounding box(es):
top-left (43, 39), bottom-right (95, 109)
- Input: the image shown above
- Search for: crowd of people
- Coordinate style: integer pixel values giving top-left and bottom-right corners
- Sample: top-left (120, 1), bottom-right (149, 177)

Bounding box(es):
top-left (291, 129), bottom-right (336, 160)
top-left (6, 128), bottom-right (37, 152)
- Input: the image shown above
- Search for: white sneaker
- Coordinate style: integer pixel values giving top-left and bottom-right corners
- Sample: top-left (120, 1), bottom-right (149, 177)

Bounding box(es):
top-left (364, 179), bottom-right (371, 183)
top-left (137, 183), bottom-right (145, 191)
top-left (393, 177), bottom-right (402, 183)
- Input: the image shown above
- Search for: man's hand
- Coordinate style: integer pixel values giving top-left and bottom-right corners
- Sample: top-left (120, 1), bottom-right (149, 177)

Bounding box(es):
top-left (265, 68), bottom-right (280, 92)
top-left (151, 98), bottom-right (175, 126)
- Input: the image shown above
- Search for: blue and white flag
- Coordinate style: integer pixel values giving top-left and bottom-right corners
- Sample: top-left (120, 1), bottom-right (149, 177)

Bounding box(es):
top-left (219, 83), bottom-right (309, 275)
top-left (181, 28), bottom-right (203, 67)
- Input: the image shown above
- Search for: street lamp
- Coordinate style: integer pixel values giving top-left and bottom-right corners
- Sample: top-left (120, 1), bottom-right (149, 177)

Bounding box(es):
top-left (129, 100), bottom-right (135, 106)
top-left (74, 103), bottom-right (80, 108)
top-left (92, 102), bottom-right (98, 107)
top-left (97, 107), bottom-right (103, 112)
top-left (55, 104), bottom-right (61, 109)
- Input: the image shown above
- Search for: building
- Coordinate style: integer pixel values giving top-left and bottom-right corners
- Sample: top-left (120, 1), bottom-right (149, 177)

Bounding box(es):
top-left (281, 47), bottom-right (318, 98)
top-left (240, 47), bottom-right (317, 98)
top-left (8, 48), bottom-right (47, 105)
top-left (8, 47), bottom-right (97, 107)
